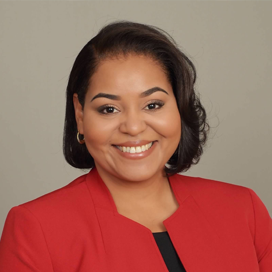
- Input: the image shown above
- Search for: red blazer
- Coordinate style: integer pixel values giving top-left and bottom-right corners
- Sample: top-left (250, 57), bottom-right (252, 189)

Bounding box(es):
top-left (0, 167), bottom-right (271, 271)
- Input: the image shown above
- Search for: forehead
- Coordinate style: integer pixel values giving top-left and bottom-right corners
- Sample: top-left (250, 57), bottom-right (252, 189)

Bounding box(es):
top-left (87, 54), bottom-right (172, 97)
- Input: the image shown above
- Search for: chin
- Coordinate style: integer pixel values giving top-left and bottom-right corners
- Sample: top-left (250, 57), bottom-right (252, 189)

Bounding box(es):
top-left (113, 164), bottom-right (163, 182)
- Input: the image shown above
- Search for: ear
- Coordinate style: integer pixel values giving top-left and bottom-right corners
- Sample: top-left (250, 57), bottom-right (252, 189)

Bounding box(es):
top-left (73, 93), bottom-right (84, 134)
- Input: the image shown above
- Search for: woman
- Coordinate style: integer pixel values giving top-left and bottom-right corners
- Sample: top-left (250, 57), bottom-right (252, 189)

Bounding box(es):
top-left (0, 21), bottom-right (271, 272)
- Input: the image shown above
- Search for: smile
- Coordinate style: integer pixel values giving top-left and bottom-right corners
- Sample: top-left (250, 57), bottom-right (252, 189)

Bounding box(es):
top-left (115, 142), bottom-right (154, 153)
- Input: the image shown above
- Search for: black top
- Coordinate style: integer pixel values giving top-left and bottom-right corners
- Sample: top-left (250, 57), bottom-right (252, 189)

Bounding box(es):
top-left (153, 232), bottom-right (186, 272)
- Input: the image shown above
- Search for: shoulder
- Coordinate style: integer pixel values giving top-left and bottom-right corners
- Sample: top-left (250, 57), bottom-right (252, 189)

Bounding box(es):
top-left (174, 174), bottom-right (272, 265)
top-left (171, 174), bottom-right (269, 220)
top-left (13, 173), bottom-right (92, 222)
top-left (0, 173), bottom-right (93, 270)
top-left (172, 174), bottom-right (271, 231)
top-left (173, 173), bottom-right (253, 201)
top-left (173, 175), bottom-right (272, 267)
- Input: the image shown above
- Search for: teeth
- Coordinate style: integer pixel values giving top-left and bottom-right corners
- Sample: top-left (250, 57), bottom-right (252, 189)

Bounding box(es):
top-left (116, 142), bottom-right (154, 153)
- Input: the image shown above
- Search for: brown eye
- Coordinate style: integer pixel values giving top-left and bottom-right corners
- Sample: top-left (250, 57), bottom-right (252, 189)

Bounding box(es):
top-left (145, 101), bottom-right (164, 110)
top-left (98, 105), bottom-right (119, 115)
top-left (104, 107), bottom-right (115, 114)
top-left (147, 103), bottom-right (158, 110)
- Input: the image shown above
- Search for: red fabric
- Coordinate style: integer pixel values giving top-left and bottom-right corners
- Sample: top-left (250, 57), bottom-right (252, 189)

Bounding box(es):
top-left (0, 167), bottom-right (271, 271)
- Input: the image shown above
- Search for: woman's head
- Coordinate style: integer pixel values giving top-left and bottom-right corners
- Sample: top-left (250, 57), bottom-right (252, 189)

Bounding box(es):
top-left (64, 21), bottom-right (209, 176)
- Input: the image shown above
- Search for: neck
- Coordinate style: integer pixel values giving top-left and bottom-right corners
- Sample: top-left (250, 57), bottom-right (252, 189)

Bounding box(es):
top-left (95, 165), bottom-right (171, 208)
top-left (94, 165), bottom-right (179, 233)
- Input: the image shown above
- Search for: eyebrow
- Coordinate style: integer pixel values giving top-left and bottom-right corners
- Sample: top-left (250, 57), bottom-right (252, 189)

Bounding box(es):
top-left (90, 87), bottom-right (169, 102)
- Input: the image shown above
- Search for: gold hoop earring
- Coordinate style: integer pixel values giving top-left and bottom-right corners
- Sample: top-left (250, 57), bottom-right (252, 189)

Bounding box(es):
top-left (77, 132), bottom-right (85, 144)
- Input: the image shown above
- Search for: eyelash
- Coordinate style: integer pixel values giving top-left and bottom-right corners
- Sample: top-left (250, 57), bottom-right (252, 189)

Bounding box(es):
top-left (98, 100), bottom-right (165, 115)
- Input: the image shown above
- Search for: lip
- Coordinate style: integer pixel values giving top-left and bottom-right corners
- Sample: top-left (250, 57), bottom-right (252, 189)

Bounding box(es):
top-left (112, 140), bottom-right (156, 147)
top-left (113, 141), bottom-right (157, 160)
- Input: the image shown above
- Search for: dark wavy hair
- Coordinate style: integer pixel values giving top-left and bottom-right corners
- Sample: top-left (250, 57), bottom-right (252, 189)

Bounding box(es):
top-left (63, 21), bottom-right (209, 176)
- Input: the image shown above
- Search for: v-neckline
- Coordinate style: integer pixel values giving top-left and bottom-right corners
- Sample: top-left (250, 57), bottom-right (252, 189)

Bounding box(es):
top-left (84, 167), bottom-right (256, 272)
top-left (85, 167), bottom-right (192, 234)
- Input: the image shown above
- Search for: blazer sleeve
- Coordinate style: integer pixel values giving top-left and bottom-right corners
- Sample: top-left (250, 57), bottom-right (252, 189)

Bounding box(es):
top-left (0, 206), bottom-right (54, 272)
top-left (248, 188), bottom-right (272, 271)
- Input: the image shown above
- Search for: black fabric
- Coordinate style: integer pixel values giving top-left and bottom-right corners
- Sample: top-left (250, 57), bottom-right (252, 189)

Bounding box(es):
top-left (153, 232), bottom-right (186, 272)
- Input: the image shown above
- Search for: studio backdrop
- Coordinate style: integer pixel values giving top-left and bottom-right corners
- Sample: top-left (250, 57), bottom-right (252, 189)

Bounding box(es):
top-left (0, 1), bottom-right (271, 234)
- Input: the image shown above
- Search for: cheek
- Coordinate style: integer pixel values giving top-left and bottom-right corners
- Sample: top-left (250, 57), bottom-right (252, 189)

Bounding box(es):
top-left (152, 108), bottom-right (181, 141)
top-left (82, 114), bottom-right (117, 146)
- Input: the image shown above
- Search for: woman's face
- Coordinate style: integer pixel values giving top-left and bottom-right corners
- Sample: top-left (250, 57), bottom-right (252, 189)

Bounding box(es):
top-left (74, 54), bottom-right (181, 182)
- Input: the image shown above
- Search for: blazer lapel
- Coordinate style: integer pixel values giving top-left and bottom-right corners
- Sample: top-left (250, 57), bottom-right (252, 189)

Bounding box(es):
top-left (86, 168), bottom-right (169, 272)
top-left (165, 174), bottom-right (234, 272)
top-left (86, 168), bottom-right (237, 272)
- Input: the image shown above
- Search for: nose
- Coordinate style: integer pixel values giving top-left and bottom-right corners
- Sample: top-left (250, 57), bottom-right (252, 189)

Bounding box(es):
top-left (119, 109), bottom-right (147, 136)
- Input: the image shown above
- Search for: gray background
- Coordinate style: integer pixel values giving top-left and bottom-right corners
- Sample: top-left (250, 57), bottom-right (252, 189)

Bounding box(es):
top-left (0, 1), bottom-right (271, 234)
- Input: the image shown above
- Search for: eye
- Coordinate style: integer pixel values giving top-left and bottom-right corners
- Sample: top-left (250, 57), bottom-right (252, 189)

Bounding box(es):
top-left (98, 105), bottom-right (119, 115)
top-left (144, 100), bottom-right (164, 110)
